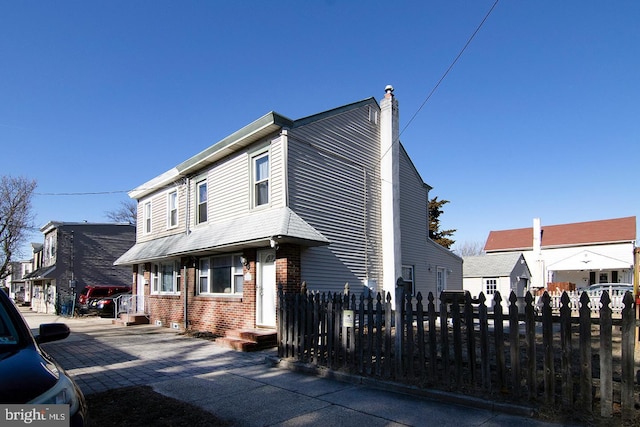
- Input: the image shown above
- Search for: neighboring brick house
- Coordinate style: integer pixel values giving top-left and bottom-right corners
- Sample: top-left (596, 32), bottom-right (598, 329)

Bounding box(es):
top-left (115, 86), bottom-right (462, 335)
top-left (24, 222), bottom-right (136, 314)
top-left (484, 216), bottom-right (636, 291)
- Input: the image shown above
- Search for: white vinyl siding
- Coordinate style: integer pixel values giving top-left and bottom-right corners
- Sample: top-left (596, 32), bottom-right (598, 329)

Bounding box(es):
top-left (290, 102), bottom-right (382, 294)
top-left (137, 185), bottom-right (188, 242)
top-left (399, 146), bottom-right (431, 296)
top-left (208, 153), bottom-right (249, 223)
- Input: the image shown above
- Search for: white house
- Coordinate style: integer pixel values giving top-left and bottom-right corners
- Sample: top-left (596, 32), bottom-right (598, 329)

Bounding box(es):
top-left (484, 217), bottom-right (636, 291)
top-left (463, 252), bottom-right (531, 309)
top-left (115, 86), bottom-right (462, 336)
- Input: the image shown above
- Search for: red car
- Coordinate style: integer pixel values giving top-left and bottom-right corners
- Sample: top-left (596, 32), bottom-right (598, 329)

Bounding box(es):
top-left (77, 285), bottom-right (131, 315)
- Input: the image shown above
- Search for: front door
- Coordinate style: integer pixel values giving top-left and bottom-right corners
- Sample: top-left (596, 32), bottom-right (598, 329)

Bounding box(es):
top-left (256, 249), bottom-right (276, 327)
top-left (136, 266), bottom-right (145, 313)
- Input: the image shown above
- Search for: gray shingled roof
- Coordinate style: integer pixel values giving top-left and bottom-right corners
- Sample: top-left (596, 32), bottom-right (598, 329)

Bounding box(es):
top-left (115, 207), bottom-right (329, 265)
top-left (463, 253), bottom-right (524, 278)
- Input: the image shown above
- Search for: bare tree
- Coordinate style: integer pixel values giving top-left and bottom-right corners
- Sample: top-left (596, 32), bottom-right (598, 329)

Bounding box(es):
top-left (105, 199), bottom-right (137, 226)
top-left (453, 240), bottom-right (486, 257)
top-left (0, 176), bottom-right (37, 280)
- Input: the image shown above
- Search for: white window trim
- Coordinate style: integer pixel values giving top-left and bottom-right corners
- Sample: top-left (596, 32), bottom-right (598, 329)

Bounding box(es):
top-left (484, 277), bottom-right (498, 295)
top-left (401, 265), bottom-right (415, 296)
top-left (198, 253), bottom-right (244, 295)
top-left (144, 201), bottom-right (152, 234)
top-left (251, 150), bottom-right (270, 209)
top-left (151, 261), bottom-right (181, 295)
top-left (196, 179), bottom-right (208, 224)
top-left (167, 190), bottom-right (178, 229)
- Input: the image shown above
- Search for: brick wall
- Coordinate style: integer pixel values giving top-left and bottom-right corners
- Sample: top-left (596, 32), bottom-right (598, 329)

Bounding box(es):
top-left (142, 246), bottom-right (303, 335)
top-left (276, 244), bottom-right (302, 294)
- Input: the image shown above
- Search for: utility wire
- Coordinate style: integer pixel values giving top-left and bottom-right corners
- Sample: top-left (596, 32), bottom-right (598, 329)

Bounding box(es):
top-left (34, 1), bottom-right (499, 198)
top-left (400, 0), bottom-right (500, 138)
top-left (35, 190), bottom-right (129, 196)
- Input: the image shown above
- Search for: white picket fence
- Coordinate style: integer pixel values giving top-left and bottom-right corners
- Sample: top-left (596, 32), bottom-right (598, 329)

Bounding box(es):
top-left (542, 289), bottom-right (630, 313)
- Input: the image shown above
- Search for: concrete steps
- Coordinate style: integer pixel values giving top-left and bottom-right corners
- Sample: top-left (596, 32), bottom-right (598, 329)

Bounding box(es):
top-left (216, 328), bottom-right (277, 352)
top-left (112, 313), bottom-right (150, 326)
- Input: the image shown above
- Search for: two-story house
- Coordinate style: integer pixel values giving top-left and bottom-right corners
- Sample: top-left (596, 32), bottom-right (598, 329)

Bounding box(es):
top-left (24, 222), bottom-right (136, 314)
top-left (4, 259), bottom-right (33, 303)
top-left (115, 86), bottom-right (462, 335)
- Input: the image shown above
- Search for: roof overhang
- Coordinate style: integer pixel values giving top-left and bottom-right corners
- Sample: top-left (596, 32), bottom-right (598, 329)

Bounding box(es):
top-left (114, 207), bottom-right (329, 265)
top-left (547, 249), bottom-right (633, 271)
top-left (129, 112), bottom-right (294, 200)
top-left (23, 265), bottom-right (57, 280)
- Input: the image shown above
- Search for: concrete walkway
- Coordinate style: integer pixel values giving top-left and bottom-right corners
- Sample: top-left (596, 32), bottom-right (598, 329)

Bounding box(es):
top-left (22, 308), bottom-right (572, 426)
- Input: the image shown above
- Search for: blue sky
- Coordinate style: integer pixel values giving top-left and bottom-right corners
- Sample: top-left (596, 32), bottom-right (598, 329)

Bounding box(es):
top-left (2, 1), bottom-right (638, 258)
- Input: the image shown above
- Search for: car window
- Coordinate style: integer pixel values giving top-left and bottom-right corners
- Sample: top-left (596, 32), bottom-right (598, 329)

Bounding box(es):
top-left (91, 289), bottom-right (109, 297)
top-left (0, 302), bottom-right (20, 346)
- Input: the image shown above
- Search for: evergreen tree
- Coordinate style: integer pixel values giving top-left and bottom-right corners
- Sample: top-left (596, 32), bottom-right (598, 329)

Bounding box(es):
top-left (428, 197), bottom-right (456, 249)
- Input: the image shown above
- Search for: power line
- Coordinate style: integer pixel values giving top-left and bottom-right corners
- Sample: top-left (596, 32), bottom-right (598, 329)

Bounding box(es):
top-left (33, 2), bottom-right (499, 199)
top-left (400, 0), bottom-right (500, 138)
top-left (35, 190), bottom-right (129, 196)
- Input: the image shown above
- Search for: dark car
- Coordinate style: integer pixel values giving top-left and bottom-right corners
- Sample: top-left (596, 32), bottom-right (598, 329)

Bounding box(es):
top-left (90, 292), bottom-right (132, 318)
top-left (0, 290), bottom-right (88, 426)
top-left (77, 285), bottom-right (131, 315)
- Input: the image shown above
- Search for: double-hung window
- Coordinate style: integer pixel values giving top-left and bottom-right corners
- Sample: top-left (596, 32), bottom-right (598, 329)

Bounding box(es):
top-left (401, 265), bottom-right (415, 296)
top-left (198, 254), bottom-right (244, 294)
top-left (144, 202), bottom-right (152, 234)
top-left (167, 191), bottom-right (178, 228)
top-left (253, 153), bottom-right (269, 207)
top-left (196, 180), bottom-right (207, 224)
top-left (485, 278), bottom-right (497, 295)
top-left (152, 261), bottom-right (181, 294)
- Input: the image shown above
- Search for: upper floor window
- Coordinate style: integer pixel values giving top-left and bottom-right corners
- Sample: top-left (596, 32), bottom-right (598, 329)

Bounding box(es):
top-left (196, 180), bottom-right (207, 224)
top-left (198, 254), bottom-right (244, 294)
top-left (167, 191), bottom-right (178, 228)
top-left (152, 261), bottom-right (181, 294)
top-left (401, 265), bottom-right (415, 296)
top-left (144, 202), bottom-right (152, 234)
top-left (46, 235), bottom-right (56, 260)
top-left (485, 278), bottom-right (497, 295)
top-left (253, 153), bottom-right (269, 207)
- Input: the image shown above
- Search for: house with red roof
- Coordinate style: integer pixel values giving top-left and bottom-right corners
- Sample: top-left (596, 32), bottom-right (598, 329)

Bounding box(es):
top-left (484, 216), bottom-right (636, 291)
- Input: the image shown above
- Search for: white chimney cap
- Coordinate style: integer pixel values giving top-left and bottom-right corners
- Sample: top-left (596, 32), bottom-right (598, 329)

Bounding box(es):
top-left (385, 85), bottom-right (394, 93)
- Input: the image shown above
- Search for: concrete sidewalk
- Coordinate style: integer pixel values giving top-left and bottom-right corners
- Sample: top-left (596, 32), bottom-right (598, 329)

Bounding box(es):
top-left (21, 308), bottom-right (570, 426)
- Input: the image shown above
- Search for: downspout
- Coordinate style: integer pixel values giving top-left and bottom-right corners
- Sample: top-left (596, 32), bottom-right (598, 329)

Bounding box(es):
top-left (183, 262), bottom-right (188, 331)
top-left (184, 177), bottom-right (191, 331)
top-left (363, 168), bottom-right (370, 290)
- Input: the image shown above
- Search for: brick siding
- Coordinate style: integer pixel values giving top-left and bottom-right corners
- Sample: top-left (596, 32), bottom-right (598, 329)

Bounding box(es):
top-left (138, 246), bottom-right (303, 335)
